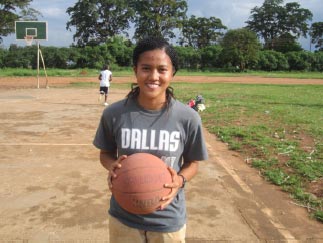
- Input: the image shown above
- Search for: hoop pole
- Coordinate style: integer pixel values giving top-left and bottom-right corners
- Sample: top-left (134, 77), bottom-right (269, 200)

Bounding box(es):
top-left (39, 48), bottom-right (49, 88)
top-left (37, 41), bottom-right (40, 89)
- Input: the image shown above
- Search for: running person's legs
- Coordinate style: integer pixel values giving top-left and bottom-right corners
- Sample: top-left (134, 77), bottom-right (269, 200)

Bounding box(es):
top-left (99, 86), bottom-right (109, 105)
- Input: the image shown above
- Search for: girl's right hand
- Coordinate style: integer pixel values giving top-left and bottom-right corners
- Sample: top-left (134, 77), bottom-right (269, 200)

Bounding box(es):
top-left (108, 155), bottom-right (127, 190)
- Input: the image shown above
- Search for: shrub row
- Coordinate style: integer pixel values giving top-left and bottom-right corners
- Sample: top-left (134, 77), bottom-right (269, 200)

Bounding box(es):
top-left (1, 40), bottom-right (322, 72)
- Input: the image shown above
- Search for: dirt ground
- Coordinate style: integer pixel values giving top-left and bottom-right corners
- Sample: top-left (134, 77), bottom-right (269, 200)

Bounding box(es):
top-left (1, 75), bottom-right (323, 89)
top-left (0, 76), bottom-right (323, 242)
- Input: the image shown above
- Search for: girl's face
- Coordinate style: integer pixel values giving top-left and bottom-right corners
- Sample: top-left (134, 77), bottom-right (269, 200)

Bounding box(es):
top-left (134, 49), bottom-right (174, 110)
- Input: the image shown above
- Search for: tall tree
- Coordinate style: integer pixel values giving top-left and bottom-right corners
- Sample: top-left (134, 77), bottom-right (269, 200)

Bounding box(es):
top-left (220, 28), bottom-right (261, 71)
top-left (132, 0), bottom-right (187, 41)
top-left (0, 0), bottom-right (40, 43)
top-left (179, 15), bottom-right (227, 49)
top-left (310, 22), bottom-right (323, 51)
top-left (66, 0), bottom-right (134, 47)
top-left (272, 33), bottom-right (302, 53)
top-left (246, 0), bottom-right (312, 50)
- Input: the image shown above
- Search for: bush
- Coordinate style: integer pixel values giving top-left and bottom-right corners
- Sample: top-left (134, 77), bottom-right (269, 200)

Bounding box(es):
top-left (312, 51), bottom-right (323, 71)
top-left (285, 51), bottom-right (313, 71)
top-left (0, 48), bottom-right (7, 68)
top-left (200, 45), bottom-right (222, 69)
top-left (256, 50), bottom-right (289, 71)
top-left (175, 46), bottom-right (201, 70)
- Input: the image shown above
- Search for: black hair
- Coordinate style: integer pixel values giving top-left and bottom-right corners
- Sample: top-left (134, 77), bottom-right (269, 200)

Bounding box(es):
top-left (132, 37), bottom-right (179, 75)
top-left (127, 37), bottom-right (178, 104)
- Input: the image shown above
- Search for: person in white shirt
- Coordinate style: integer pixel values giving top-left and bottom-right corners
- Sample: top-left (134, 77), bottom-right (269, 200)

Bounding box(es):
top-left (98, 64), bottom-right (112, 106)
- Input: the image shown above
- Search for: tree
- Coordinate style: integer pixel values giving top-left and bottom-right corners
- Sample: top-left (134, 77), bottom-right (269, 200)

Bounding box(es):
top-left (0, 0), bottom-right (40, 43)
top-left (272, 33), bottom-right (302, 53)
top-left (132, 0), bottom-right (187, 41)
top-left (5, 44), bottom-right (36, 68)
top-left (66, 0), bottom-right (134, 47)
top-left (310, 22), bottom-right (323, 51)
top-left (105, 36), bottom-right (133, 67)
top-left (174, 46), bottom-right (200, 69)
top-left (179, 15), bottom-right (227, 49)
top-left (220, 28), bottom-right (261, 71)
top-left (200, 45), bottom-right (222, 69)
top-left (246, 0), bottom-right (312, 50)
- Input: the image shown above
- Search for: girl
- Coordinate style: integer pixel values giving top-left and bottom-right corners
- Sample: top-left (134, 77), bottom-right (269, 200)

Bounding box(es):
top-left (93, 36), bottom-right (208, 242)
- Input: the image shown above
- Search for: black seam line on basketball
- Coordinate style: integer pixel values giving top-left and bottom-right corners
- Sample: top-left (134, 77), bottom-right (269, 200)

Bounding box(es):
top-left (115, 166), bottom-right (167, 174)
top-left (112, 188), bottom-right (167, 193)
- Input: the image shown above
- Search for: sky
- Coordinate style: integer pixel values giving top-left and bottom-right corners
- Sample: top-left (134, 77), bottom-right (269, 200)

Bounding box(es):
top-left (1, 0), bottom-right (322, 50)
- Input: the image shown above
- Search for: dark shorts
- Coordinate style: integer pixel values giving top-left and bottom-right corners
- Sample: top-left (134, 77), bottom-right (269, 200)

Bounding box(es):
top-left (100, 86), bottom-right (109, 95)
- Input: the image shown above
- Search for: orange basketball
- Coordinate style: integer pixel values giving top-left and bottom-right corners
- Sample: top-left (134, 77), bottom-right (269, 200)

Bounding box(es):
top-left (111, 153), bottom-right (172, 214)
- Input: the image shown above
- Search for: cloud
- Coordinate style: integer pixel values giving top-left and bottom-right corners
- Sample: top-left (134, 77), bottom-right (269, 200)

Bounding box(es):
top-left (40, 7), bottom-right (67, 18)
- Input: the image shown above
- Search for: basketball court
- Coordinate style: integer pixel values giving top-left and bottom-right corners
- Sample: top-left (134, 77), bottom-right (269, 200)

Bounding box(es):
top-left (1, 86), bottom-right (323, 242)
top-left (0, 18), bottom-right (322, 242)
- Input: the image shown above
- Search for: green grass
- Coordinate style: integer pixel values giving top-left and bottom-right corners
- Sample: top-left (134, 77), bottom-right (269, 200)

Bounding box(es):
top-left (0, 68), bottom-right (133, 77)
top-left (173, 82), bottom-right (323, 222)
top-left (1, 68), bottom-right (323, 79)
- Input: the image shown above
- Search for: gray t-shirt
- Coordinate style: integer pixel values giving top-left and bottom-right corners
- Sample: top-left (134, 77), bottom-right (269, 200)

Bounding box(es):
top-left (93, 97), bottom-right (208, 232)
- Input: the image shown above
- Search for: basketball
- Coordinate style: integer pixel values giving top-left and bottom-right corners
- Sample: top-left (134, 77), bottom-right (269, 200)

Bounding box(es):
top-left (111, 153), bottom-right (172, 214)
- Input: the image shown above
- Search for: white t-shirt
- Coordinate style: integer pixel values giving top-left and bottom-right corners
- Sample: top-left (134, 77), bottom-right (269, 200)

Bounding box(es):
top-left (99, 69), bottom-right (112, 87)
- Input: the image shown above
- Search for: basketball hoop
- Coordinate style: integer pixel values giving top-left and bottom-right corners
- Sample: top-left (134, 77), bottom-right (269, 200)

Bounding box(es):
top-left (24, 35), bottom-right (34, 46)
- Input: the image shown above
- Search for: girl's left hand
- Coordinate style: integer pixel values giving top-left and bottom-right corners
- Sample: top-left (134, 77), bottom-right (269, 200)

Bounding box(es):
top-left (159, 167), bottom-right (183, 210)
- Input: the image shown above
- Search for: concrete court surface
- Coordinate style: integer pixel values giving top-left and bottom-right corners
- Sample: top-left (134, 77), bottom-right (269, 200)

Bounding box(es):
top-left (0, 86), bottom-right (323, 242)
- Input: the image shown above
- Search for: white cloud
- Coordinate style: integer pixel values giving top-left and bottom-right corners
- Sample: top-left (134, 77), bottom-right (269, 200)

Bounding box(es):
top-left (40, 7), bottom-right (67, 18)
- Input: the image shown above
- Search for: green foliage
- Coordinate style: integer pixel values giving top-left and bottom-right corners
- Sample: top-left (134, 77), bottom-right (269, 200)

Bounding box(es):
top-left (246, 0), bottom-right (313, 50)
top-left (252, 158), bottom-right (278, 170)
top-left (256, 50), bottom-right (289, 71)
top-left (314, 211), bottom-right (323, 222)
top-left (132, 0), bottom-right (187, 41)
top-left (285, 51), bottom-right (313, 71)
top-left (220, 28), bottom-right (261, 70)
top-left (310, 22), bottom-right (323, 51)
top-left (180, 15), bottom-right (227, 48)
top-left (4, 45), bottom-right (37, 68)
top-left (312, 52), bottom-right (323, 71)
top-left (105, 36), bottom-right (133, 66)
top-left (0, 47), bottom-right (7, 67)
top-left (174, 46), bottom-right (201, 70)
top-left (0, 32), bottom-right (321, 71)
top-left (287, 155), bottom-right (323, 181)
top-left (272, 33), bottom-right (303, 53)
top-left (0, 0), bottom-right (41, 43)
top-left (265, 168), bottom-right (288, 185)
top-left (199, 45), bottom-right (223, 69)
top-left (42, 47), bottom-right (70, 69)
top-left (66, 0), bottom-right (134, 46)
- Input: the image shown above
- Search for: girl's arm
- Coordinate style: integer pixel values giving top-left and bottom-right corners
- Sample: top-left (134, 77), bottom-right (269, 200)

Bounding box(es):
top-left (99, 150), bottom-right (126, 190)
top-left (159, 161), bottom-right (199, 210)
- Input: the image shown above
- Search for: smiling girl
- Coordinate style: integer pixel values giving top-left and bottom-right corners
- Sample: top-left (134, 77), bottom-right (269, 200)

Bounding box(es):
top-left (93, 37), bottom-right (208, 243)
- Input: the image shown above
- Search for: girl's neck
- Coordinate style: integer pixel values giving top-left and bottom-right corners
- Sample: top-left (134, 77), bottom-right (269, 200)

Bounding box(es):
top-left (137, 96), bottom-right (166, 110)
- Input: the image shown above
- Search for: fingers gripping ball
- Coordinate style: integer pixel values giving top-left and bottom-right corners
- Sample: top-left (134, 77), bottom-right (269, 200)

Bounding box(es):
top-left (111, 153), bottom-right (172, 214)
